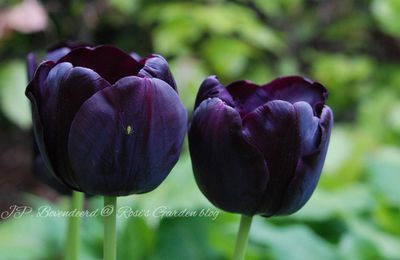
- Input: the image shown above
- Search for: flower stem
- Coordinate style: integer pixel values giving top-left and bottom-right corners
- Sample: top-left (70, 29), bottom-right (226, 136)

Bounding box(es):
top-left (104, 196), bottom-right (117, 260)
top-left (65, 191), bottom-right (84, 260)
top-left (233, 215), bottom-right (253, 260)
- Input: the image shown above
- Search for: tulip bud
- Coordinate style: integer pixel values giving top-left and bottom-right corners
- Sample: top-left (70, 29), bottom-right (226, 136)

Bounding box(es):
top-left (26, 45), bottom-right (187, 196)
top-left (189, 76), bottom-right (333, 216)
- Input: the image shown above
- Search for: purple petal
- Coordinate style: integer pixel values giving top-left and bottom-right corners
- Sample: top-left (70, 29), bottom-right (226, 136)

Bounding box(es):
top-left (26, 52), bottom-right (38, 81)
top-left (257, 76), bottom-right (328, 115)
top-left (58, 45), bottom-right (143, 84)
top-left (46, 47), bottom-right (72, 63)
top-left (194, 76), bottom-right (233, 109)
top-left (37, 63), bottom-right (110, 189)
top-left (138, 54), bottom-right (177, 90)
top-left (189, 97), bottom-right (268, 215)
top-left (225, 80), bottom-right (262, 117)
top-left (67, 76), bottom-right (187, 195)
top-left (243, 100), bottom-right (301, 216)
top-left (276, 106), bottom-right (333, 215)
top-left (130, 52), bottom-right (141, 61)
top-left (26, 61), bottom-right (55, 173)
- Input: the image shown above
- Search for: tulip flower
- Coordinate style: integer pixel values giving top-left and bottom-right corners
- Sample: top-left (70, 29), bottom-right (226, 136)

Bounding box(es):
top-left (26, 45), bottom-right (186, 195)
top-left (189, 75), bottom-right (333, 260)
top-left (26, 45), bottom-right (187, 260)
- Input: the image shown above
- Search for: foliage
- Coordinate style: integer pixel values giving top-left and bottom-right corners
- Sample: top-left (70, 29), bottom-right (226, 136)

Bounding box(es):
top-left (0, 0), bottom-right (399, 259)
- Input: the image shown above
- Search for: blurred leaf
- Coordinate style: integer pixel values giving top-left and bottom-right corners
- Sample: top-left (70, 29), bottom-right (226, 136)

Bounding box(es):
top-left (345, 217), bottom-right (400, 259)
top-left (310, 53), bottom-right (373, 117)
top-left (109, 0), bottom-right (140, 15)
top-left (251, 220), bottom-right (340, 260)
top-left (0, 60), bottom-right (31, 129)
top-left (202, 36), bottom-right (251, 78)
top-left (358, 91), bottom-right (400, 144)
top-left (170, 56), bottom-right (208, 110)
top-left (293, 184), bottom-right (374, 221)
top-left (338, 232), bottom-right (381, 260)
top-left (366, 146), bottom-right (400, 205)
top-left (119, 217), bottom-right (155, 260)
top-left (0, 196), bottom-right (66, 260)
top-left (372, 0), bottom-right (400, 37)
top-left (321, 125), bottom-right (371, 188)
top-left (151, 217), bottom-right (222, 260)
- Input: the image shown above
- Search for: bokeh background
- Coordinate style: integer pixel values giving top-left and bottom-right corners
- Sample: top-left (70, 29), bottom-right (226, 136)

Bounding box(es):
top-left (0, 0), bottom-right (400, 259)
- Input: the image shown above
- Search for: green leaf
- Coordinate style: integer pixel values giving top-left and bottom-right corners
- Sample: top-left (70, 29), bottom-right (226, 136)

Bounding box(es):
top-left (345, 217), bottom-right (400, 259)
top-left (366, 147), bottom-right (400, 205)
top-left (0, 60), bottom-right (31, 129)
top-left (251, 220), bottom-right (340, 260)
top-left (202, 37), bottom-right (251, 78)
top-left (372, 0), bottom-right (400, 37)
top-left (118, 217), bottom-right (155, 260)
top-left (292, 184), bottom-right (374, 221)
top-left (151, 217), bottom-right (222, 260)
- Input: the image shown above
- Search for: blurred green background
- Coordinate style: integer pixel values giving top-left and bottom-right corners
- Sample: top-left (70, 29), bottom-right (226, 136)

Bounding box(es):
top-left (0, 0), bottom-right (399, 259)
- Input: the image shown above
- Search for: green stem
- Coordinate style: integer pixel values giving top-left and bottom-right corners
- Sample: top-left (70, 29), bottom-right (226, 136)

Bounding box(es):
top-left (104, 196), bottom-right (117, 260)
top-left (65, 191), bottom-right (84, 260)
top-left (233, 215), bottom-right (253, 260)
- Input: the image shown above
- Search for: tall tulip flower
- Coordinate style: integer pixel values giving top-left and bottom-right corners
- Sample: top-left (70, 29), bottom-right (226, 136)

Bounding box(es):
top-left (26, 45), bottom-right (187, 260)
top-left (26, 45), bottom-right (186, 195)
top-left (189, 75), bottom-right (333, 260)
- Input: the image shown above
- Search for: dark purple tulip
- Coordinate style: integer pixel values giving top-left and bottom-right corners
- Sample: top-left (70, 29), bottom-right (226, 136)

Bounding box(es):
top-left (26, 45), bottom-right (187, 196)
top-left (189, 76), bottom-right (333, 217)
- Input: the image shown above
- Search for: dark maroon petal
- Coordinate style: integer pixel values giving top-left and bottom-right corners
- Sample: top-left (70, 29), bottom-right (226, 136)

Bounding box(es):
top-left (194, 76), bottom-right (234, 109)
top-left (276, 106), bottom-right (333, 215)
top-left (189, 98), bottom-right (268, 215)
top-left (225, 80), bottom-right (263, 117)
top-left (243, 100), bottom-right (301, 216)
top-left (38, 63), bottom-right (110, 189)
top-left (58, 45), bottom-right (143, 84)
top-left (26, 52), bottom-right (38, 81)
top-left (67, 76), bottom-right (187, 195)
top-left (138, 54), bottom-right (177, 90)
top-left (257, 76), bottom-right (328, 115)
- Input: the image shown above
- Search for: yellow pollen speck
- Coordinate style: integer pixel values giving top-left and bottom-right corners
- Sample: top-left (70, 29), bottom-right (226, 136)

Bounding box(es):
top-left (126, 125), bottom-right (133, 135)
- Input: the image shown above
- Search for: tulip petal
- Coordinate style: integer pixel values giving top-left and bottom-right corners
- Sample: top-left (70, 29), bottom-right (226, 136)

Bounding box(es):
top-left (26, 52), bottom-right (38, 81)
top-left (46, 47), bottom-right (72, 62)
top-left (58, 45), bottom-right (143, 84)
top-left (138, 54), bottom-right (177, 90)
top-left (26, 61), bottom-right (55, 173)
top-left (194, 76), bottom-right (233, 109)
top-left (258, 76), bottom-right (328, 115)
top-left (276, 106), bottom-right (333, 215)
top-left (68, 76), bottom-right (187, 195)
top-left (294, 101), bottom-right (321, 156)
top-left (225, 80), bottom-right (262, 117)
top-left (189, 98), bottom-right (268, 215)
top-left (243, 100), bottom-right (301, 216)
top-left (38, 63), bottom-right (110, 189)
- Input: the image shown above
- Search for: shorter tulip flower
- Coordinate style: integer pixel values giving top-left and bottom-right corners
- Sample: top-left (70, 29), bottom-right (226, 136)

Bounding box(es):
top-left (189, 75), bottom-right (333, 259)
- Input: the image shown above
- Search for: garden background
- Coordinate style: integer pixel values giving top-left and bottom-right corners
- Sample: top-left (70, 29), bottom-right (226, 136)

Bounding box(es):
top-left (0, 0), bottom-right (399, 259)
